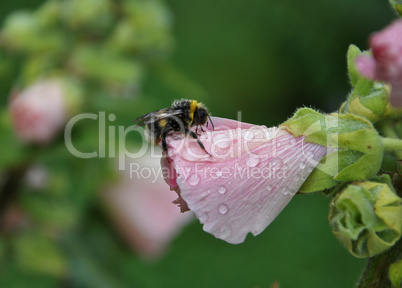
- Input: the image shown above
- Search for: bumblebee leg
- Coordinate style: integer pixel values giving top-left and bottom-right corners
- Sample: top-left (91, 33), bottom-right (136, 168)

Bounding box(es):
top-left (187, 130), bottom-right (212, 156)
top-left (161, 127), bottom-right (172, 162)
top-left (161, 128), bottom-right (170, 153)
top-left (201, 126), bottom-right (205, 132)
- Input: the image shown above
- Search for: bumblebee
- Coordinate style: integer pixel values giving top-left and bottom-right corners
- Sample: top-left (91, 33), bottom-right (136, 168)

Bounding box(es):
top-left (133, 99), bottom-right (214, 155)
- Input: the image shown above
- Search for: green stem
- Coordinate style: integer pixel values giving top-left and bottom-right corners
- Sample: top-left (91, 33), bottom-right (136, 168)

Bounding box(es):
top-left (381, 137), bottom-right (402, 152)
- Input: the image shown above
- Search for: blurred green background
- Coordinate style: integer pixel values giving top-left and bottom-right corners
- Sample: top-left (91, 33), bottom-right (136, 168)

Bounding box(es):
top-left (0, 0), bottom-right (396, 287)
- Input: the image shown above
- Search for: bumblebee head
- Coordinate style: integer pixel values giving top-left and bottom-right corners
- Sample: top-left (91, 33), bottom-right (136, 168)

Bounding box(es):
top-left (194, 103), bottom-right (214, 130)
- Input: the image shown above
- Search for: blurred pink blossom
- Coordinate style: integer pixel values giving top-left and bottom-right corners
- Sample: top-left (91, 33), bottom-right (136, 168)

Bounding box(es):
top-left (102, 151), bottom-right (192, 259)
top-left (356, 20), bottom-right (402, 107)
top-left (162, 117), bottom-right (327, 244)
top-left (10, 80), bottom-right (68, 144)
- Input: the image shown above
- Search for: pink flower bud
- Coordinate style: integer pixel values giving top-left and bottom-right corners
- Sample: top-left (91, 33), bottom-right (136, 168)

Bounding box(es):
top-left (10, 80), bottom-right (68, 145)
top-left (161, 117), bottom-right (327, 244)
top-left (356, 20), bottom-right (402, 107)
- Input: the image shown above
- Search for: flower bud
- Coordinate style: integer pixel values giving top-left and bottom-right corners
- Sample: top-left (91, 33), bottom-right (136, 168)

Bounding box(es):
top-left (2, 11), bottom-right (64, 54)
top-left (108, 0), bottom-right (174, 55)
top-left (329, 177), bottom-right (402, 258)
top-left (355, 20), bottom-right (402, 108)
top-left (35, 0), bottom-right (61, 27)
top-left (10, 78), bottom-right (83, 145)
top-left (342, 45), bottom-right (402, 122)
top-left (69, 45), bottom-right (143, 90)
top-left (60, 0), bottom-right (113, 32)
top-left (281, 108), bottom-right (383, 192)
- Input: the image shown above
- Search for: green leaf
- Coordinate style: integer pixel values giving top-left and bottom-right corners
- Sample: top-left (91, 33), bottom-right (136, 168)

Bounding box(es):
top-left (347, 44), bottom-right (363, 87)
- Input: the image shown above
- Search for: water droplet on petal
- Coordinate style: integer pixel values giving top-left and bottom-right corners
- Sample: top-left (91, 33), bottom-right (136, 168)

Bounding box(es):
top-left (188, 174), bottom-right (200, 185)
top-left (215, 170), bottom-right (222, 177)
top-left (244, 130), bottom-right (255, 140)
top-left (281, 164), bottom-right (288, 170)
top-left (266, 184), bottom-right (273, 191)
top-left (218, 203), bottom-right (229, 215)
top-left (199, 212), bottom-right (209, 223)
top-left (294, 174), bottom-right (300, 181)
top-left (289, 138), bottom-right (297, 145)
top-left (213, 133), bottom-right (231, 149)
top-left (218, 185), bottom-right (227, 194)
top-left (283, 188), bottom-right (296, 195)
top-left (271, 157), bottom-right (283, 169)
top-left (305, 151), bottom-right (315, 159)
top-left (219, 225), bottom-right (232, 239)
top-left (246, 156), bottom-right (260, 167)
top-left (299, 161), bottom-right (307, 169)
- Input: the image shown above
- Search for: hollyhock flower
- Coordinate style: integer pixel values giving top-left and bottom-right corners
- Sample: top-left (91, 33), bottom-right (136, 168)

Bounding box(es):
top-left (356, 20), bottom-right (402, 107)
top-left (101, 150), bottom-right (192, 259)
top-left (161, 117), bottom-right (327, 244)
top-left (10, 79), bottom-right (82, 145)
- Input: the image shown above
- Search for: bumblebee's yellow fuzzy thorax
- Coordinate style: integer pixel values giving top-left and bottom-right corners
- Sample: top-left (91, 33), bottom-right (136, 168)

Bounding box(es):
top-left (189, 100), bottom-right (198, 123)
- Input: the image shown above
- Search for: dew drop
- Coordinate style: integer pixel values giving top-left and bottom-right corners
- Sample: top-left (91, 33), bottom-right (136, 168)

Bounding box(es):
top-left (218, 185), bottom-right (227, 194)
top-left (214, 170), bottom-right (222, 177)
top-left (299, 161), bottom-right (307, 169)
top-left (281, 164), bottom-right (288, 171)
top-left (294, 174), bottom-right (300, 181)
top-left (305, 151), bottom-right (315, 159)
top-left (219, 225), bottom-right (232, 239)
top-left (266, 184), bottom-right (273, 191)
top-left (244, 130), bottom-right (255, 140)
top-left (199, 213), bottom-right (209, 223)
top-left (188, 174), bottom-right (200, 185)
top-left (218, 203), bottom-right (229, 215)
top-left (246, 156), bottom-right (260, 167)
top-left (213, 133), bottom-right (231, 149)
top-left (289, 138), bottom-right (297, 145)
top-left (271, 157), bottom-right (283, 169)
top-left (283, 188), bottom-right (296, 196)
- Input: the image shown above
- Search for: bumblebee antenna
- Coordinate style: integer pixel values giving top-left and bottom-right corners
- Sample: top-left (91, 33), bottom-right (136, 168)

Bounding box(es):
top-left (208, 115), bottom-right (215, 131)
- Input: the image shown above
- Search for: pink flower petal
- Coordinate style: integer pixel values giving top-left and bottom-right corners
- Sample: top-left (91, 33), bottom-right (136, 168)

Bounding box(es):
top-left (102, 151), bottom-right (193, 259)
top-left (390, 83), bottom-right (402, 108)
top-left (370, 20), bottom-right (402, 83)
top-left (355, 55), bottom-right (377, 79)
top-left (10, 80), bottom-right (67, 145)
top-left (162, 117), bottom-right (327, 244)
top-left (356, 20), bottom-right (402, 107)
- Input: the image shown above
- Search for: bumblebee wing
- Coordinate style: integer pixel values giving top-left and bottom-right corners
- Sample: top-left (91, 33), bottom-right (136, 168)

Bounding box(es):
top-left (133, 108), bottom-right (184, 128)
top-left (132, 110), bottom-right (161, 128)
